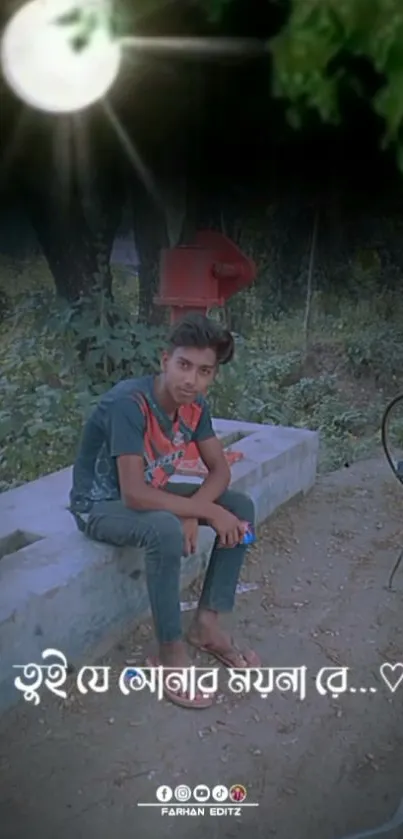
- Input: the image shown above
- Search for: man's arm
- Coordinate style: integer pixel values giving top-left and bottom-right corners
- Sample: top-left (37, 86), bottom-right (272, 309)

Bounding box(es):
top-left (191, 437), bottom-right (231, 505)
top-left (118, 454), bottom-right (219, 521)
top-left (189, 401), bottom-right (231, 505)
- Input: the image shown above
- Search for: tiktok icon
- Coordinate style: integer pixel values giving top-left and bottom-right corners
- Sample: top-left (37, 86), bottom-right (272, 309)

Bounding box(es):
top-left (212, 785), bottom-right (229, 802)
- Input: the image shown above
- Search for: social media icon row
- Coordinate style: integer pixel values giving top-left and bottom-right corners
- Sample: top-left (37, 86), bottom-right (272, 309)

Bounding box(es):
top-left (156, 784), bottom-right (247, 803)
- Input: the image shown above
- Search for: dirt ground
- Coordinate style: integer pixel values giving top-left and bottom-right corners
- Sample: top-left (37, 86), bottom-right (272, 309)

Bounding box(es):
top-left (1, 456), bottom-right (403, 839)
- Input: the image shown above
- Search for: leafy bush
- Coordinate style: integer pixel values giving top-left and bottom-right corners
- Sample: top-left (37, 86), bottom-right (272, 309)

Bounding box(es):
top-left (0, 283), bottom-right (396, 491)
top-left (345, 325), bottom-right (403, 383)
top-left (0, 291), bottom-right (165, 490)
top-left (285, 374), bottom-right (338, 414)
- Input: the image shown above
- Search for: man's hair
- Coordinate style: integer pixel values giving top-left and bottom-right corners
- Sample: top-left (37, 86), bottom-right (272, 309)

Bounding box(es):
top-left (167, 312), bottom-right (234, 365)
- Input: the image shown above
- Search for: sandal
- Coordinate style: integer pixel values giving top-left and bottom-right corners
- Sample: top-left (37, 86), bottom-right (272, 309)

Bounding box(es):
top-left (146, 656), bottom-right (214, 709)
top-left (187, 637), bottom-right (261, 669)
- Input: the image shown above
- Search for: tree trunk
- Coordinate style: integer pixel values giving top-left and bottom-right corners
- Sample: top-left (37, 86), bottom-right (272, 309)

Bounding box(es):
top-left (16, 112), bottom-right (123, 303)
top-left (21, 181), bottom-right (104, 301)
top-left (129, 172), bottom-right (170, 325)
top-left (72, 110), bottom-right (125, 298)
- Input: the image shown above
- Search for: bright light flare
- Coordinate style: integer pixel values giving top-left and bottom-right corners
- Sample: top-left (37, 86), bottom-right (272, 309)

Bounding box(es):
top-left (0, 0), bottom-right (122, 113)
top-left (0, 2), bottom-right (266, 200)
top-left (120, 35), bottom-right (266, 58)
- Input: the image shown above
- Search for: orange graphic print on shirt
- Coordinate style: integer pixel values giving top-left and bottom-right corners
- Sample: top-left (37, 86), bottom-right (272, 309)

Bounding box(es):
top-left (134, 393), bottom-right (203, 488)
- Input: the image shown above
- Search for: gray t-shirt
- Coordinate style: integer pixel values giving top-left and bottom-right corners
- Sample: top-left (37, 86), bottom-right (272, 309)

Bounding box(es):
top-left (69, 375), bottom-right (215, 515)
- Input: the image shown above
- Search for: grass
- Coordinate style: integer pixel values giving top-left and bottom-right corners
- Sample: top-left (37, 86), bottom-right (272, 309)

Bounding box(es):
top-left (1, 253), bottom-right (403, 492)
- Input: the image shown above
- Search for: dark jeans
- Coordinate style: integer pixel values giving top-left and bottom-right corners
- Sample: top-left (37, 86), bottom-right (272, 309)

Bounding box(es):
top-left (83, 483), bottom-right (255, 644)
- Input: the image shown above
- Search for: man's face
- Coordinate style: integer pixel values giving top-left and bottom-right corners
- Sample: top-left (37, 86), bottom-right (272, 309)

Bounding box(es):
top-left (161, 346), bottom-right (217, 404)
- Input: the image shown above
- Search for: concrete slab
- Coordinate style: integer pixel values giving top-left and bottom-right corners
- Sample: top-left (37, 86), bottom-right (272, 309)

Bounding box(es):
top-left (0, 419), bottom-right (318, 715)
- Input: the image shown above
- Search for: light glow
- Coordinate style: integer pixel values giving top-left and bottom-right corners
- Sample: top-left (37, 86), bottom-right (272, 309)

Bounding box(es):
top-left (0, 0), bottom-right (122, 113)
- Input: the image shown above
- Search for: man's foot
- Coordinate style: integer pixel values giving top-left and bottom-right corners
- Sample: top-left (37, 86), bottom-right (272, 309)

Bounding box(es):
top-left (187, 612), bottom-right (261, 668)
top-left (146, 641), bottom-right (214, 709)
top-left (158, 641), bottom-right (191, 670)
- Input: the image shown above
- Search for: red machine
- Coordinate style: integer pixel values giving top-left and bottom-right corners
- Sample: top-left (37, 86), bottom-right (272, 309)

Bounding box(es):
top-left (153, 230), bottom-right (256, 323)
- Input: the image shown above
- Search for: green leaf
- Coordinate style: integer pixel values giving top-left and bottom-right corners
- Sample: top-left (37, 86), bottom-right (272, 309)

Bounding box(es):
top-left (0, 418), bottom-right (13, 442)
top-left (397, 143), bottom-right (403, 173)
top-left (374, 74), bottom-right (403, 144)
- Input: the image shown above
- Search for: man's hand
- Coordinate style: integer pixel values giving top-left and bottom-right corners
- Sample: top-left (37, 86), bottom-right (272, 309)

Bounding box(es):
top-left (208, 507), bottom-right (245, 548)
top-left (181, 517), bottom-right (199, 556)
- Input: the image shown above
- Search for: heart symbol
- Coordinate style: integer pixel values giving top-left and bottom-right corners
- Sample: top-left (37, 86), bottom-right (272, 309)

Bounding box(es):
top-left (380, 662), bottom-right (403, 693)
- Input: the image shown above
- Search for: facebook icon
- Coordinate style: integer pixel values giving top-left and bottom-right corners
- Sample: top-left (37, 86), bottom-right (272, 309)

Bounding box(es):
top-left (156, 786), bottom-right (173, 802)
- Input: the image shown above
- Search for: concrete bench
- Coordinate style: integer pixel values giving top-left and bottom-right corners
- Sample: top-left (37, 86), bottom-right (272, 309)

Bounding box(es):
top-left (0, 418), bottom-right (319, 714)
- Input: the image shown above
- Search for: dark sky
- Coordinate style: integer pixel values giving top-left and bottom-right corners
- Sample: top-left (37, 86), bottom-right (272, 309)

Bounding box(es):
top-left (0, 0), bottom-right (400, 263)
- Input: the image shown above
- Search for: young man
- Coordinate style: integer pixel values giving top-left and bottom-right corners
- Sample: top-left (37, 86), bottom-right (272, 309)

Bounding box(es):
top-left (70, 312), bottom-right (260, 708)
